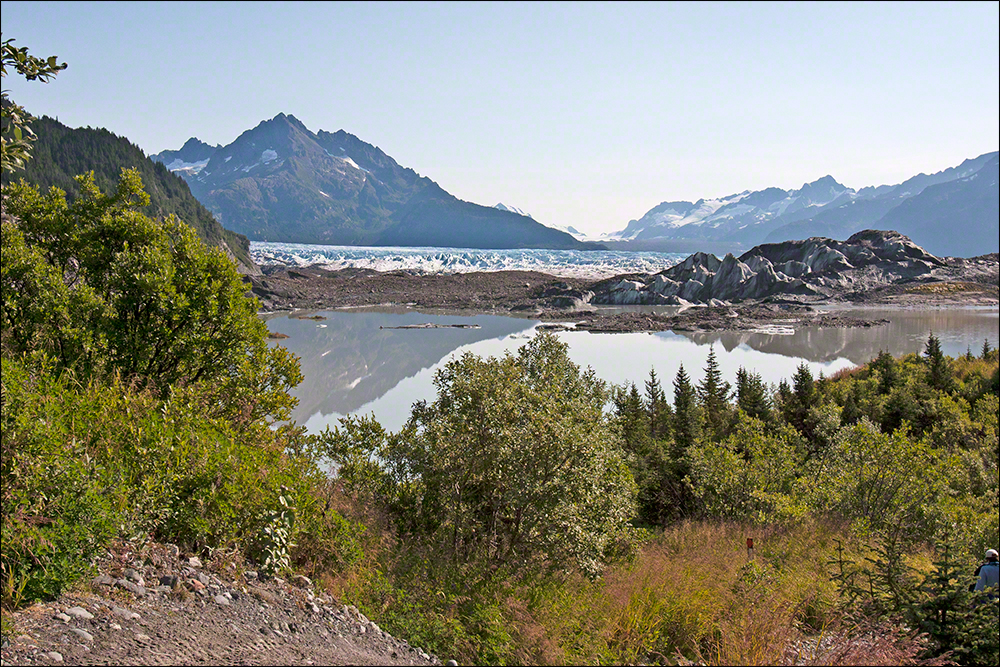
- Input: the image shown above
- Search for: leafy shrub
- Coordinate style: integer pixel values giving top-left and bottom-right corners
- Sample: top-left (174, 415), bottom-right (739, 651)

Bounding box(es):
top-left (327, 332), bottom-right (638, 580)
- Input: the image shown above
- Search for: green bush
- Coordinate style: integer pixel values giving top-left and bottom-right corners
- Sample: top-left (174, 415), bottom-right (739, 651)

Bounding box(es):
top-left (327, 332), bottom-right (639, 581)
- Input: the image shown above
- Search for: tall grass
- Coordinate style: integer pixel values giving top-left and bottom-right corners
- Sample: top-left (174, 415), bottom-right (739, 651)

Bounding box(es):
top-left (330, 517), bottom-right (869, 665)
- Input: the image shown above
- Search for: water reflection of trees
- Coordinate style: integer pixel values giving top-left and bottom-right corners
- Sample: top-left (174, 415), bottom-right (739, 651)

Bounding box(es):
top-left (680, 309), bottom-right (999, 366)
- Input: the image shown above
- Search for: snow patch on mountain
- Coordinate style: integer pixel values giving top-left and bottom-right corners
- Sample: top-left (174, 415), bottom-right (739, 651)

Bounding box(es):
top-left (165, 158), bottom-right (210, 175)
top-left (494, 203), bottom-right (534, 219)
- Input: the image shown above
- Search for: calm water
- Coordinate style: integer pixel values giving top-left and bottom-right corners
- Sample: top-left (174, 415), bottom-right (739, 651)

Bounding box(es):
top-left (266, 306), bottom-right (999, 433)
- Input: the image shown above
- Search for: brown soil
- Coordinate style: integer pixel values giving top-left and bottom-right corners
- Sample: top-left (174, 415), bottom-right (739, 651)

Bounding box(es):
top-left (247, 263), bottom-right (998, 334)
top-left (0, 540), bottom-right (443, 666)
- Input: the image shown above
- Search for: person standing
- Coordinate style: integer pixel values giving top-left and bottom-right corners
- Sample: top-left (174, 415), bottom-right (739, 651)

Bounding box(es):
top-left (973, 548), bottom-right (999, 598)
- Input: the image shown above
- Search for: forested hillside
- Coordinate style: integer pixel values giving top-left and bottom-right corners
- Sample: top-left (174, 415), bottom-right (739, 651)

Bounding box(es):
top-left (2, 113), bottom-right (256, 273)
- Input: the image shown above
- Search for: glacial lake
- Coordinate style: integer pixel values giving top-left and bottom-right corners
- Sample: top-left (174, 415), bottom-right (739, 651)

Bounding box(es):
top-left (265, 306), bottom-right (999, 434)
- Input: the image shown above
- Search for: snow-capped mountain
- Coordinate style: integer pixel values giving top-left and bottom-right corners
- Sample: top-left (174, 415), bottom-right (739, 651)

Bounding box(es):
top-left (493, 203), bottom-right (595, 242)
top-left (151, 114), bottom-right (602, 250)
top-left (608, 175), bottom-right (853, 244)
top-left (608, 152), bottom-right (998, 258)
top-left (151, 137), bottom-right (220, 178)
top-left (494, 203), bottom-right (534, 219)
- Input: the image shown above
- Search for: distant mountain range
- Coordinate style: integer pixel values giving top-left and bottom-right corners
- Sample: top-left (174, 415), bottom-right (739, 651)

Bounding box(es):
top-left (4, 113), bottom-right (256, 273)
top-left (604, 152), bottom-right (999, 258)
top-left (151, 115), bottom-right (601, 251)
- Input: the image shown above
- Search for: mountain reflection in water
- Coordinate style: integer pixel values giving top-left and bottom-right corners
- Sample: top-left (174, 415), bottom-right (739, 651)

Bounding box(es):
top-left (265, 309), bottom-right (536, 427)
top-left (681, 308), bottom-right (1000, 366)
top-left (266, 307), bottom-right (998, 433)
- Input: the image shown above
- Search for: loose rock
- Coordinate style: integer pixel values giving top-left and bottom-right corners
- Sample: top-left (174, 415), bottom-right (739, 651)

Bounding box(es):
top-left (64, 607), bottom-right (93, 620)
top-left (70, 629), bottom-right (94, 643)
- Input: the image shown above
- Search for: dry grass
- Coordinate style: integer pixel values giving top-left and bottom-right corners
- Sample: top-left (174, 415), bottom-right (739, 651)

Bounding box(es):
top-left (503, 519), bottom-right (852, 665)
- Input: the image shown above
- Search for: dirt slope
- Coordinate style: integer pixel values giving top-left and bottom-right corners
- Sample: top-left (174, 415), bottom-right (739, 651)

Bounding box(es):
top-left (0, 540), bottom-right (443, 666)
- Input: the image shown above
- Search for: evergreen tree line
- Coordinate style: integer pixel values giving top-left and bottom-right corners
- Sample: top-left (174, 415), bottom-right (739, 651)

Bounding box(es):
top-left (614, 337), bottom-right (1000, 543)
top-left (1, 112), bottom-right (254, 270)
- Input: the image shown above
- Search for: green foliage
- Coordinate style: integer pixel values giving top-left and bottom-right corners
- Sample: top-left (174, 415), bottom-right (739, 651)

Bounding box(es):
top-left (735, 367), bottom-right (772, 423)
top-left (697, 347), bottom-right (732, 442)
top-left (3, 114), bottom-right (253, 269)
top-left (924, 332), bottom-right (953, 392)
top-left (645, 368), bottom-right (672, 441)
top-left (0, 167), bottom-right (371, 608)
top-left (2, 171), bottom-right (299, 425)
top-left (0, 357), bottom-right (344, 603)
top-left (805, 419), bottom-right (942, 540)
top-left (251, 493), bottom-right (297, 575)
top-left (672, 364), bottom-right (700, 456)
top-left (328, 332), bottom-right (638, 580)
top-left (613, 376), bottom-right (679, 528)
top-left (1, 37), bottom-right (67, 172)
top-left (908, 541), bottom-right (1000, 665)
top-left (685, 413), bottom-right (806, 523)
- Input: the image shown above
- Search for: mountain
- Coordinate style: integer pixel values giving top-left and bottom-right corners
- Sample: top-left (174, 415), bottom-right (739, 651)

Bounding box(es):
top-left (151, 137), bottom-right (220, 179)
top-left (609, 152), bottom-right (999, 258)
top-left (152, 114), bottom-right (602, 250)
top-left (591, 230), bottom-right (952, 306)
top-left (494, 203), bottom-right (533, 219)
top-left (607, 176), bottom-right (852, 247)
top-left (493, 204), bottom-right (592, 241)
top-left (4, 113), bottom-right (257, 273)
top-left (872, 154), bottom-right (999, 258)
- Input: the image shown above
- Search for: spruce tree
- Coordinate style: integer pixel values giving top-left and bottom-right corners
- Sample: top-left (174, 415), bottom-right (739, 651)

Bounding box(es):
top-left (644, 367), bottom-right (672, 441)
top-left (871, 350), bottom-right (899, 395)
top-left (840, 384), bottom-right (862, 426)
top-left (698, 346), bottom-right (732, 441)
top-left (982, 339), bottom-right (993, 360)
top-left (672, 364), bottom-right (700, 456)
top-left (924, 332), bottom-right (952, 392)
top-left (614, 382), bottom-right (651, 456)
top-left (908, 542), bottom-right (1000, 665)
top-left (782, 363), bottom-right (816, 436)
top-left (735, 367), bottom-right (772, 422)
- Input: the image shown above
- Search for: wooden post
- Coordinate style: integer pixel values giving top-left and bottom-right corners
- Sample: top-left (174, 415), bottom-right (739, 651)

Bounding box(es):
top-left (747, 537), bottom-right (754, 560)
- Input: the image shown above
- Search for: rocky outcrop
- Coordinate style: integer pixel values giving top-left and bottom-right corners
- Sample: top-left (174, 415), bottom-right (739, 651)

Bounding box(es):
top-left (592, 230), bottom-right (948, 306)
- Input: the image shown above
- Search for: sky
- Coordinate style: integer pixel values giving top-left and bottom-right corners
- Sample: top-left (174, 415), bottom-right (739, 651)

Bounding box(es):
top-left (3, 1), bottom-right (998, 236)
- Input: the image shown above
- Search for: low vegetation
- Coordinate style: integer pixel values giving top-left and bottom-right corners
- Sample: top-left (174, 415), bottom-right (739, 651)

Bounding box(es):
top-left (2, 36), bottom-right (998, 667)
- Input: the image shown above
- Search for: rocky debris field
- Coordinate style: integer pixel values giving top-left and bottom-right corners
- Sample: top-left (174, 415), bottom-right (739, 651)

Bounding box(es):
top-left (0, 540), bottom-right (444, 666)
top-left (247, 237), bottom-right (996, 335)
top-left (590, 230), bottom-right (997, 307)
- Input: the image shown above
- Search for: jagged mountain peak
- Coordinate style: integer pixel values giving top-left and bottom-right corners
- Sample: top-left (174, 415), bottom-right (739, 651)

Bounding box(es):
top-left (154, 115), bottom-right (598, 250)
top-left (610, 151), bottom-right (997, 257)
top-left (179, 137), bottom-right (216, 152)
top-left (800, 174), bottom-right (845, 189)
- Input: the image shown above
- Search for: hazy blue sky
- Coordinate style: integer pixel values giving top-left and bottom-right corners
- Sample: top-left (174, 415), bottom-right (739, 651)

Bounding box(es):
top-left (3, 1), bottom-right (998, 235)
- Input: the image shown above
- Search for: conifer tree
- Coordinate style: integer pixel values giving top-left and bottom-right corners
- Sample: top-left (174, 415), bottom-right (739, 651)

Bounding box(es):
top-left (781, 363), bottom-right (816, 435)
top-left (871, 350), bottom-right (899, 395)
top-left (615, 382), bottom-right (651, 456)
top-left (840, 383), bottom-right (862, 426)
top-left (672, 364), bottom-right (700, 456)
top-left (698, 346), bottom-right (732, 441)
top-left (735, 367), bottom-right (772, 422)
top-left (924, 332), bottom-right (953, 391)
top-left (908, 542), bottom-right (1000, 665)
top-left (982, 338), bottom-right (993, 360)
top-left (644, 367), bottom-right (672, 441)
